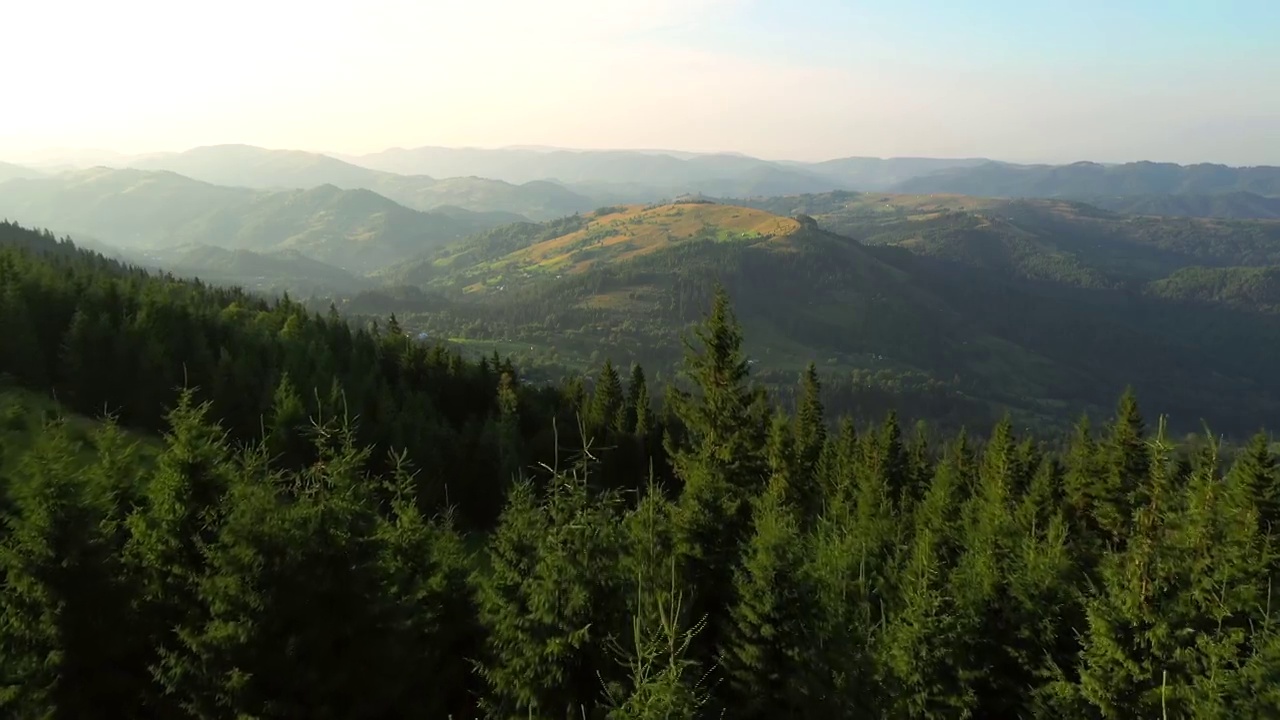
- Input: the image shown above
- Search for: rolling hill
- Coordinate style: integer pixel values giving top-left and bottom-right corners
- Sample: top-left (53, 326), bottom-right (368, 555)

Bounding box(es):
top-left (0, 168), bottom-right (512, 272)
top-left (1147, 265), bottom-right (1280, 313)
top-left (127, 144), bottom-right (594, 219)
top-left (359, 199), bottom-right (1280, 436)
top-left (738, 191), bottom-right (1280, 286)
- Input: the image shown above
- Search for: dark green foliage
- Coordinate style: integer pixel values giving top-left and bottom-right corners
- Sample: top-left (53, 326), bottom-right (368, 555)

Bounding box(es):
top-left (0, 219), bottom-right (613, 531)
top-left (2, 248), bottom-right (1280, 719)
top-left (663, 286), bottom-right (770, 684)
top-left (473, 463), bottom-right (630, 719)
top-left (0, 420), bottom-right (147, 716)
top-left (722, 485), bottom-right (825, 718)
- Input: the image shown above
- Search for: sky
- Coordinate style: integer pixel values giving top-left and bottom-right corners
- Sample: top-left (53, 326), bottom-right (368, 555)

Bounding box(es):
top-left (2, 0), bottom-right (1278, 165)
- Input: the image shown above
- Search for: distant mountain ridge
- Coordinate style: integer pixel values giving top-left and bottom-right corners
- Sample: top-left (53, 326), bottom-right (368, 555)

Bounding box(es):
top-left (894, 160), bottom-right (1280, 198)
top-left (362, 197), bottom-right (1280, 435)
top-left (10, 143), bottom-right (1280, 222)
top-left (0, 167), bottom-right (514, 272)
top-left (126, 144), bottom-right (594, 220)
top-left (343, 145), bottom-right (992, 193)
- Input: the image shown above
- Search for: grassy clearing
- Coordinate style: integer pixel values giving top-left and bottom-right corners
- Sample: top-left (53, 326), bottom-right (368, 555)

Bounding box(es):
top-left (502, 202), bottom-right (800, 277)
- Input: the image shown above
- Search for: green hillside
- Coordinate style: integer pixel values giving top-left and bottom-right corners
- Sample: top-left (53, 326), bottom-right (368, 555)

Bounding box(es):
top-left (0, 169), bottom-right (513, 272)
top-left (1148, 265), bottom-right (1280, 313)
top-left (741, 191), bottom-right (1280, 285)
top-left (1084, 191), bottom-right (1280, 220)
top-left (359, 199), bottom-right (1280, 435)
top-left (10, 212), bottom-right (1280, 719)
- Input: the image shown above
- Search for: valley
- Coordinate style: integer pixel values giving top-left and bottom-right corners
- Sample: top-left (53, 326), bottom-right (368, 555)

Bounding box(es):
top-left (5, 148), bottom-right (1278, 436)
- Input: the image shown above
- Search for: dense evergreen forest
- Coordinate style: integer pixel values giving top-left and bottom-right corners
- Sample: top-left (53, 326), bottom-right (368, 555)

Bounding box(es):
top-left (3, 220), bottom-right (1280, 718)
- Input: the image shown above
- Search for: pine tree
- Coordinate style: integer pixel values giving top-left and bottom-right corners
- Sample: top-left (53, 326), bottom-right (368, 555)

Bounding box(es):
top-left (946, 417), bottom-right (1028, 714)
top-left (1100, 389), bottom-right (1149, 544)
top-left (632, 373), bottom-right (653, 437)
top-left (496, 371), bottom-right (522, 483)
top-left (790, 363), bottom-right (825, 525)
top-left (0, 420), bottom-right (146, 716)
top-left (474, 464), bottom-right (630, 718)
top-left (124, 389), bottom-right (236, 715)
top-left (793, 363), bottom-right (826, 479)
top-left (265, 371), bottom-right (310, 468)
top-left (722, 483), bottom-right (825, 719)
top-left (1075, 417), bottom-right (1204, 718)
top-left (375, 450), bottom-right (484, 718)
top-left (606, 484), bottom-right (708, 719)
top-left (1225, 432), bottom-right (1278, 534)
top-left (591, 358), bottom-right (625, 437)
top-left (662, 286), bottom-right (769, 682)
top-left (879, 438), bottom-right (970, 718)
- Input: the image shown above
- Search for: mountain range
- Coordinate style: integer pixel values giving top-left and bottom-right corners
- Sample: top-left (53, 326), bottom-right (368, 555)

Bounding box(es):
top-left (0, 167), bottom-right (512, 272)
top-left (356, 195), bottom-right (1280, 436)
top-left (4, 139), bottom-right (1280, 434)
top-left (10, 144), bottom-right (1280, 219)
top-left (895, 160), bottom-right (1280, 200)
top-left (125, 145), bottom-right (595, 220)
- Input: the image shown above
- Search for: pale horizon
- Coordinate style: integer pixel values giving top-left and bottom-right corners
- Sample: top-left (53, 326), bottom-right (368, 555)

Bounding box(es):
top-left (3, 0), bottom-right (1278, 167)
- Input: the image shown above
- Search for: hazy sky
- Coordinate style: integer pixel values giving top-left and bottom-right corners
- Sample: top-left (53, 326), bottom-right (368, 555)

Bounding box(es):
top-left (3, 0), bottom-right (1277, 164)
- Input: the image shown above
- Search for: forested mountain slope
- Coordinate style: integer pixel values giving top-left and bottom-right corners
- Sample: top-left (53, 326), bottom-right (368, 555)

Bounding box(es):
top-left (741, 191), bottom-right (1280, 285)
top-left (362, 199), bottom-right (1280, 436)
top-left (1082, 190), bottom-right (1280, 220)
top-left (136, 244), bottom-right (371, 296)
top-left (0, 220), bottom-right (613, 529)
top-left (3, 249), bottom-right (1279, 717)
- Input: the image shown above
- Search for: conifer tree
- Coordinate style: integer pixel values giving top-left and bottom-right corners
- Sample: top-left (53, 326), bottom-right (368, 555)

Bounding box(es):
top-left (590, 358), bottom-right (625, 436)
top-left (630, 367), bottom-right (657, 479)
top-left (375, 450), bottom-right (484, 718)
top-left (1099, 389), bottom-right (1149, 545)
top-left (0, 420), bottom-right (145, 716)
top-left (879, 438), bottom-right (970, 718)
top-left (124, 389), bottom-right (236, 715)
top-left (265, 371), bottom-right (309, 468)
top-left (1069, 418), bottom-right (1277, 717)
top-left (663, 286), bottom-right (769, 676)
top-left (793, 362), bottom-right (826, 481)
top-left (606, 484), bottom-right (708, 719)
top-left (722, 482), bottom-right (825, 719)
top-left (496, 371), bottom-right (522, 483)
top-left (624, 364), bottom-right (652, 439)
top-left (947, 417), bottom-right (1025, 713)
top-left (1226, 432), bottom-right (1278, 534)
top-left (474, 463), bottom-right (630, 718)
top-left (905, 419), bottom-right (933, 505)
